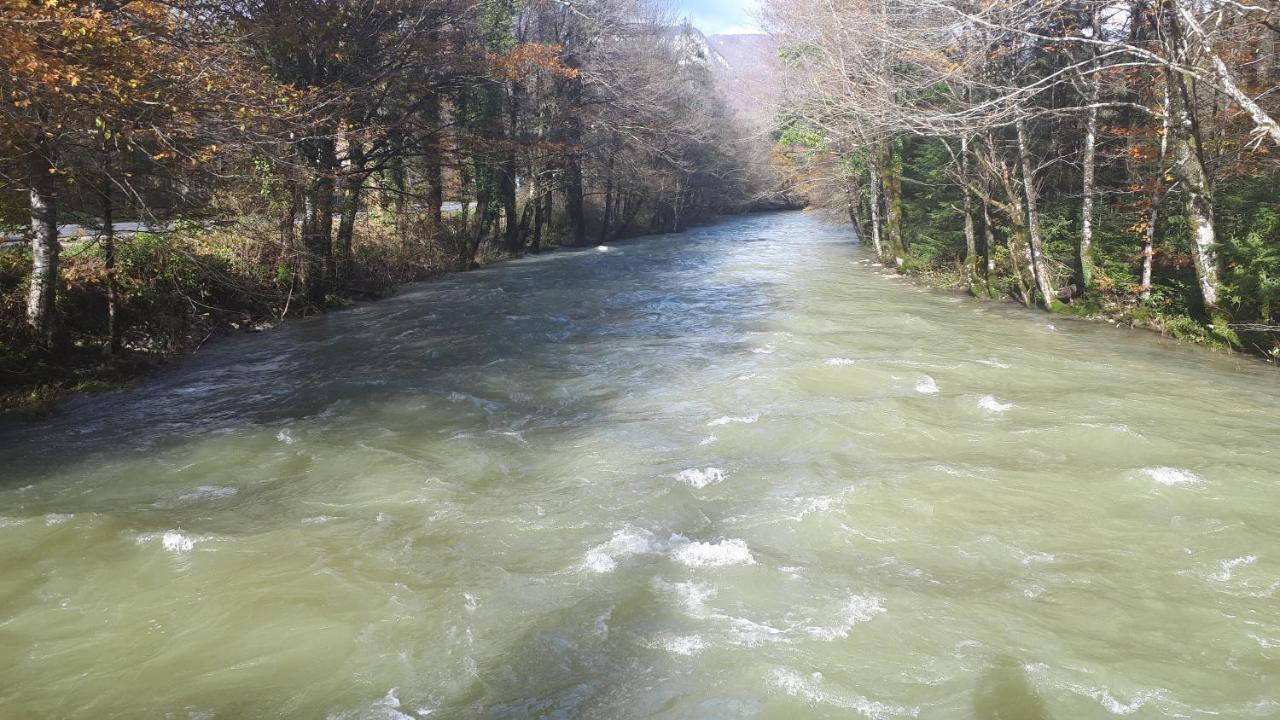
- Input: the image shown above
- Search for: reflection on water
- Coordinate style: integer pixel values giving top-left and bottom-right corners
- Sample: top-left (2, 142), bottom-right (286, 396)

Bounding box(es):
top-left (1, 212), bottom-right (1278, 718)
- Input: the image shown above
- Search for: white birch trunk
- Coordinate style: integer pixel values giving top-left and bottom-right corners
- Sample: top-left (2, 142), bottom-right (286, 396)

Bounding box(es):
top-left (1140, 91), bottom-right (1172, 301)
top-left (1016, 117), bottom-right (1057, 309)
top-left (26, 147), bottom-right (59, 345)
top-left (867, 162), bottom-right (884, 261)
top-left (1080, 98), bottom-right (1099, 294)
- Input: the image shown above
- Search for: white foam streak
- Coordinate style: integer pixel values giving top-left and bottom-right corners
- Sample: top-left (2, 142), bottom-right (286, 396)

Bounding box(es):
top-left (978, 395), bottom-right (1013, 413)
top-left (708, 414), bottom-right (759, 426)
top-left (914, 376), bottom-right (940, 394)
top-left (580, 527), bottom-right (662, 573)
top-left (653, 634), bottom-right (706, 656)
top-left (675, 467), bottom-right (727, 489)
top-left (805, 595), bottom-right (886, 640)
top-left (1143, 467), bottom-right (1202, 486)
top-left (1208, 555), bottom-right (1257, 583)
top-left (670, 537), bottom-right (756, 567)
top-left (770, 668), bottom-right (919, 719)
top-left (136, 530), bottom-right (202, 554)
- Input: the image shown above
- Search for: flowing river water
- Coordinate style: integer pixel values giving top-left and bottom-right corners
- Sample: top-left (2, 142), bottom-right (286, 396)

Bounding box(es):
top-left (1, 212), bottom-right (1278, 719)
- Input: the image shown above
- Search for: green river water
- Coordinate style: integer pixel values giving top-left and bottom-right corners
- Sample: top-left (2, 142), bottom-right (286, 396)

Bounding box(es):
top-left (0, 212), bottom-right (1277, 719)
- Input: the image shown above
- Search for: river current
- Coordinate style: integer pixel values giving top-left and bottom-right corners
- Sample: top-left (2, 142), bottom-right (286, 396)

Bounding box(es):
top-left (1, 212), bottom-right (1277, 718)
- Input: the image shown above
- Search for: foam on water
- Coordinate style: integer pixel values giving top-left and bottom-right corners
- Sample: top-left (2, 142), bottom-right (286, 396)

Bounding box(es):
top-left (769, 668), bottom-right (919, 719)
top-left (654, 578), bottom-right (718, 615)
top-left (1208, 555), bottom-right (1257, 583)
top-left (43, 513), bottom-right (73, 526)
top-left (581, 527), bottom-right (663, 573)
top-left (825, 358), bottom-right (857, 366)
top-left (1076, 685), bottom-right (1165, 716)
top-left (670, 537), bottom-right (756, 567)
top-left (790, 496), bottom-right (837, 520)
top-left (136, 530), bottom-right (201, 553)
top-left (914, 376), bottom-right (940, 394)
top-left (978, 395), bottom-right (1013, 413)
top-left (805, 595), bottom-right (886, 640)
top-left (1143, 467), bottom-right (1202, 486)
top-left (675, 467), bottom-right (727, 489)
top-left (651, 634), bottom-right (706, 656)
top-left (707, 414), bottom-right (759, 426)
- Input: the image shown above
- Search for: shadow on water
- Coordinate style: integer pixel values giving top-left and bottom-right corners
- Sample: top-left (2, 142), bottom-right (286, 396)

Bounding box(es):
top-left (0, 215), bottom-right (792, 485)
top-left (973, 655), bottom-right (1053, 720)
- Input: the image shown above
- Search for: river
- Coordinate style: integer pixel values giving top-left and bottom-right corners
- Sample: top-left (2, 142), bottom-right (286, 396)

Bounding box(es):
top-left (1, 211), bottom-right (1277, 719)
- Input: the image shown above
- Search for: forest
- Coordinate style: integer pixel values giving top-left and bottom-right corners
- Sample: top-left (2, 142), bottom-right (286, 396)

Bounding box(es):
top-left (3, 0), bottom-right (1278, 411)
top-left (765, 0), bottom-right (1279, 358)
top-left (0, 0), bottom-right (775, 406)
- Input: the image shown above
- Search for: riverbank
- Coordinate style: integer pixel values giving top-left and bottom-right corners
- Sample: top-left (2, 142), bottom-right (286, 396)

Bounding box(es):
top-left (1, 216), bottom-right (475, 415)
top-left (860, 242), bottom-right (1279, 364)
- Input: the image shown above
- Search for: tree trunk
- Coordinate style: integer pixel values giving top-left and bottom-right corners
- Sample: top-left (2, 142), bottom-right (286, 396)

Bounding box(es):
top-left (846, 179), bottom-right (867, 241)
top-left (867, 161), bottom-right (884, 260)
top-left (300, 137), bottom-right (337, 305)
top-left (881, 139), bottom-right (906, 266)
top-left (671, 178), bottom-right (684, 234)
top-left (960, 137), bottom-right (980, 294)
top-left (563, 158), bottom-right (587, 247)
top-left (531, 179), bottom-right (545, 254)
top-left (601, 151), bottom-right (615, 242)
top-left (281, 183), bottom-right (301, 248)
top-left (618, 190), bottom-right (643, 239)
top-left (1079, 93), bottom-right (1100, 295)
top-left (463, 185), bottom-right (491, 271)
top-left (990, 142), bottom-right (1036, 306)
top-left (1167, 68), bottom-right (1222, 312)
top-left (501, 161), bottom-right (520, 254)
top-left (26, 143), bottom-right (59, 346)
top-left (1139, 90), bottom-right (1172, 301)
top-left (387, 132), bottom-right (407, 232)
top-left (1016, 117), bottom-right (1058, 309)
top-left (336, 139), bottom-right (364, 282)
top-left (424, 92), bottom-right (444, 227)
top-left (980, 191), bottom-right (999, 298)
top-left (98, 141), bottom-right (120, 355)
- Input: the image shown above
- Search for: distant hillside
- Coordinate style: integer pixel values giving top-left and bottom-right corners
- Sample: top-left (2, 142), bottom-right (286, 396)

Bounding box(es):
top-left (707, 34), bottom-right (784, 131)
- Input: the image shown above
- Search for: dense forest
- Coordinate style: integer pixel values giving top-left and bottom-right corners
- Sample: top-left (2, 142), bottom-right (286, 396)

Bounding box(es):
top-left (765, 0), bottom-right (1279, 358)
top-left (1, 0), bottom-right (781, 405)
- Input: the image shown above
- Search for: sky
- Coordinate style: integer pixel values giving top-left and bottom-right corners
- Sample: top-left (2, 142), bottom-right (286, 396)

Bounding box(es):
top-left (672, 0), bottom-right (762, 35)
